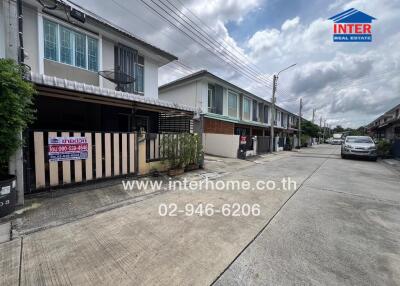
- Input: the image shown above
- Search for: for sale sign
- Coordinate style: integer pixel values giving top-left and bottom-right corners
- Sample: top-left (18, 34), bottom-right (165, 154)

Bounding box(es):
top-left (48, 137), bottom-right (88, 161)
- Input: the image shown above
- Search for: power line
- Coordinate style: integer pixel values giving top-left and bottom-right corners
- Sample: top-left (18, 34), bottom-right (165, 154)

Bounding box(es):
top-left (71, 0), bottom-right (293, 101)
top-left (109, 0), bottom-right (280, 101)
top-left (147, 0), bottom-right (277, 90)
top-left (168, 0), bottom-right (275, 83)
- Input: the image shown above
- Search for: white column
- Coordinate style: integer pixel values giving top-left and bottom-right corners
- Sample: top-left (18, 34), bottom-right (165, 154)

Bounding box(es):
top-left (0, 2), bottom-right (6, 58)
top-left (37, 10), bottom-right (44, 74)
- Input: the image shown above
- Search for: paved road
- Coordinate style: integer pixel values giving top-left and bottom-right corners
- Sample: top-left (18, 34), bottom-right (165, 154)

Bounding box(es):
top-left (1, 145), bottom-right (399, 286)
top-left (215, 145), bottom-right (400, 286)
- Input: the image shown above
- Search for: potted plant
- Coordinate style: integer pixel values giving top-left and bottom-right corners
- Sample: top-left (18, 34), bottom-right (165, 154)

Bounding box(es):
top-left (284, 137), bottom-right (293, 151)
top-left (0, 59), bottom-right (35, 217)
top-left (301, 135), bottom-right (309, 147)
top-left (161, 134), bottom-right (186, 176)
top-left (184, 134), bottom-right (203, 171)
top-left (377, 140), bottom-right (392, 158)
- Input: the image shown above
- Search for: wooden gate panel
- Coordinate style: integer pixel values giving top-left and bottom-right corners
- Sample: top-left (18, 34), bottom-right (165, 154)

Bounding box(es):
top-left (48, 131), bottom-right (59, 186)
top-left (33, 132), bottom-right (45, 189)
top-left (105, 133), bottom-right (112, 177)
top-left (85, 132), bottom-right (93, 181)
top-left (95, 133), bottom-right (102, 179)
top-left (61, 132), bottom-right (71, 184)
top-left (27, 131), bottom-right (138, 193)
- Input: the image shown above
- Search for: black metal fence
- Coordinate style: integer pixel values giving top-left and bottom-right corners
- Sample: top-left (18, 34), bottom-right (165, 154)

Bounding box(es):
top-left (392, 139), bottom-right (400, 158)
top-left (257, 136), bottom-right (271, 153)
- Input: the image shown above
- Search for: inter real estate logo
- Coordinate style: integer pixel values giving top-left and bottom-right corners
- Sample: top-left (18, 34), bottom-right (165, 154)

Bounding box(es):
top-left (329, 8), bottom-right (376, 42)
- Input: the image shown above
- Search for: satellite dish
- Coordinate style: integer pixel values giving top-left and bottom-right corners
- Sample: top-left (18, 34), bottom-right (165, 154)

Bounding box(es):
top-left (98, 70), bottom-right (135, 85)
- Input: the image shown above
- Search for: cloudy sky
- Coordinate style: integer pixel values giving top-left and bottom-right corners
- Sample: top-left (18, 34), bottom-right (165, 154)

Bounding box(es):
top-left (73, 0), bottom-right (400, 128)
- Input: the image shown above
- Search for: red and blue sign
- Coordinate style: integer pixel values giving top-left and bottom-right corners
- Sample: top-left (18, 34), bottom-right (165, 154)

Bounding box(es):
top-left (329, 8), bottom-right (376, 42)
top-left (48, 136), bottom-right (88, 161)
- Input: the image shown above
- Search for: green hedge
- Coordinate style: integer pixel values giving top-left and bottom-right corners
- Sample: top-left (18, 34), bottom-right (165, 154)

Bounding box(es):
top-left (0, 59), bottom-right (36, 177)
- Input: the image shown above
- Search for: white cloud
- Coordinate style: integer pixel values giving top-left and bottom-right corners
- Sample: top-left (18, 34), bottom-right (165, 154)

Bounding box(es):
top-left (281, 17), bottom-right (300, 31)
top-left (72, 0), bottom-right (400, 128)
top-left (245, 1), bottom-right (400, 127)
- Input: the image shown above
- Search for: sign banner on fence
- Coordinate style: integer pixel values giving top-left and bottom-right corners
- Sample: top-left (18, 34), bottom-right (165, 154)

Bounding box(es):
top-left (48, 137), bottom-right (88, 161)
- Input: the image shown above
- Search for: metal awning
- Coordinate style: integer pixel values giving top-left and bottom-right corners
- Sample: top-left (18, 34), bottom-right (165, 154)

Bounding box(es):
top-left (30, 73), bottom-right (198, 115)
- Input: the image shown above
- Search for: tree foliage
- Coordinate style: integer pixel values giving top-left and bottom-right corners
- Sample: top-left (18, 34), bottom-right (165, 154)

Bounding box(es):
top-left (301, 119), bottom-right (320, 138)
top-left (0, 59), bottom-right (36, 176)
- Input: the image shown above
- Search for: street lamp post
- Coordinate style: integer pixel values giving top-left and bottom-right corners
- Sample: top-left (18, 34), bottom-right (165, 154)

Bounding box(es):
top-left (270, 64), bottom-right (296, 152)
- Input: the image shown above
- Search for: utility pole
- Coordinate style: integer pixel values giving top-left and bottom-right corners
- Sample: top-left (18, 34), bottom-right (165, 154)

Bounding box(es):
top-left (323, 119), bottom-right (327, 141)
top-left (319, 117), bottom-right (322, 143)
top-left (298, 98), bottom-right (302, 148)
top-left (270, 75), bottom-right (277, 152)
top-left (270, 64), bottom-right (296, 152)
top-left (312, 108), bottom-right (315, 124)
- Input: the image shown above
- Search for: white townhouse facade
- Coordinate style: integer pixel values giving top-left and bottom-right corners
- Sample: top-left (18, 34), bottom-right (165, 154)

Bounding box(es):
top-left (367, 104), bottom-right (400, 141)
top-left (1, 0), bottom-right (197, 200)
top-left (159, 70), bottom-right (298, 137)
top-left (4, 0), bottom-right (176, 98)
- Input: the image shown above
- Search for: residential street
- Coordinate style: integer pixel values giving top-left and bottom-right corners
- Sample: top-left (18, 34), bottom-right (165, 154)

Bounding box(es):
top-left (1, 145), bottom-right (400, 286)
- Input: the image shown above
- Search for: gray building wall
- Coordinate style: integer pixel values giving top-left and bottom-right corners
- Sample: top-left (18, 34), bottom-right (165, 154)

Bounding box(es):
top-left (44, 59), bottom-right (99, 85)
top-left (23, 4), bottom-right (38, 72)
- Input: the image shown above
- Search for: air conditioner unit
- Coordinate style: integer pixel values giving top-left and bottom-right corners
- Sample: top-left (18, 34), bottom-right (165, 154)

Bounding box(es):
top-left (70, 8), bottom-right (86, 23)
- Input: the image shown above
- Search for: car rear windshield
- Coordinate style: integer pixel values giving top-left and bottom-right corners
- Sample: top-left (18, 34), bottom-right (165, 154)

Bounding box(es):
top-left (346, 138), bottom-right (373, 143)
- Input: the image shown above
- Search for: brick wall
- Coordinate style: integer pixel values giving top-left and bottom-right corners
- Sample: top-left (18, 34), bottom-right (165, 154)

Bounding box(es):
top-left (204, 118), bottom-right (234, 134)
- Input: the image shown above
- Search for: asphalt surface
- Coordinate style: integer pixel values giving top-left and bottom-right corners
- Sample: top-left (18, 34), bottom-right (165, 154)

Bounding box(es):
top-left (214, 145), bottom-right (400, 286)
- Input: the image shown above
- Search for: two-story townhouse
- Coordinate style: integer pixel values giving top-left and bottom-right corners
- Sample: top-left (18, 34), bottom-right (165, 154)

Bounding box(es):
top-left (159, 70), bottom-right (298, 156)
top-left (367, 103), bottom-right (400, 141)
top-left (2, 0), bottom-right (199, 198)
top-left (160, 70), bottom-right (267, 135)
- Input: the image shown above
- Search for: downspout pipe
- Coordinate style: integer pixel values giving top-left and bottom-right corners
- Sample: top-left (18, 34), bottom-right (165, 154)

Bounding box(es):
top-left (17, 0), bottom-right (24, 64)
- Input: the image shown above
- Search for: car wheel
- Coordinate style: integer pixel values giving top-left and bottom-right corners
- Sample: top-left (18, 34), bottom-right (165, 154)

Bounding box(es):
top-left (341, 153), bottom-right (346, 159)
top-left (370, 157), bottom-right (377, 162)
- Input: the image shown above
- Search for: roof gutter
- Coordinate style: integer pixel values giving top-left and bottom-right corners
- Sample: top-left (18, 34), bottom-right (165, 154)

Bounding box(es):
top-left (17, 0), bottom-right (24, 64)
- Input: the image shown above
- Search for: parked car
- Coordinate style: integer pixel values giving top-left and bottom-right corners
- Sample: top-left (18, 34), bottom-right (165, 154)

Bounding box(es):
top-left (331, 133), bottom-right (343, 145)
top-left (341, 136), bottom-right (377, 161)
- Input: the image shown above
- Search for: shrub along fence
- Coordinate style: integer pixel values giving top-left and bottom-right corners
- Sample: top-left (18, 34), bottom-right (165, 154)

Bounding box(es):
top-left (146, 133), bottom-right (202, 174)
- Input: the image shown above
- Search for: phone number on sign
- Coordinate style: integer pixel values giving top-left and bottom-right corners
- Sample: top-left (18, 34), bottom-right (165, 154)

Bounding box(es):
top-left (158, 203), bottom-right (261, 217)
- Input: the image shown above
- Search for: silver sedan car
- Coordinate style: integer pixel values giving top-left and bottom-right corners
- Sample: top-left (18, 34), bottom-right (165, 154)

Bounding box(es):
top-left (341, 136), bottom-right (377, 161)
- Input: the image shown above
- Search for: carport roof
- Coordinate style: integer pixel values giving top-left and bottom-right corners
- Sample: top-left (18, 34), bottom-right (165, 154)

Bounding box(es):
top-left (30, 73), bottom-right (198, 114)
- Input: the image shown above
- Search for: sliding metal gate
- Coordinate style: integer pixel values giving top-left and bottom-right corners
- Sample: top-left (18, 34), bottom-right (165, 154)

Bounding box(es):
top-left (24, 130), bottom-right (138, 193)
top-left (256, 136), bottom-right (271, 153)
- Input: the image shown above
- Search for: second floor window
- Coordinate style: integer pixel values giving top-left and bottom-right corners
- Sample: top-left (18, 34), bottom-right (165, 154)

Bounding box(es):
top-left (276, 111), bottom-right (281, 125)
top-left (44, 20), bottom-right (58, 61)
top-left (136, 56), bottom-right (144, 93)
top-left (208, 86), bottom-right (215, 113)
top-left (44, 19), bottom-right (99, 72)
top-left (115, 44), bottom-right (144, 94)
top-left (87, 37), bottom-right (98, 71)
top-left (264, 106), bottom-right (269, 123)
top-left (252, 100), bottom-right (258, 121)
top-left (228, 91), bottom-right (238, 118)
top-left (243, 97), bottom-right (251, 121)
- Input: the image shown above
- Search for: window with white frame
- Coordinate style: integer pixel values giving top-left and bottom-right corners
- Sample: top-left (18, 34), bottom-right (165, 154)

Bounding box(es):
top-left (136, 55), bottom-right (144, 93)
top-left (243, 97), bottom-right (251, 121)
top-left (276, 111), bottom-right (281, 125)
top-left (43, 18), bottom-right (99, 72)
top-left (208, 85), bottom-right (215, 113)
top-left (87, 37), bottom-right (98, 72)
top-left (264, 105), bottom-right (269, 123)
top-left (228, 90), bottom-right (238, 118)
top-left (44, 20), bottom-right (58, 61)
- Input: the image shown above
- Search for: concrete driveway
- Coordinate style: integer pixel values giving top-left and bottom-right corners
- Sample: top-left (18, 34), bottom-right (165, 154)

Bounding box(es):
top-left (215, 146), bottom-right (400, 286)
top-left (1, 145), bottom-right (399, 285)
